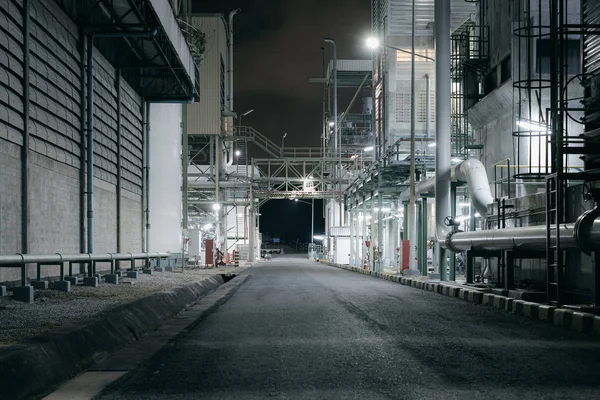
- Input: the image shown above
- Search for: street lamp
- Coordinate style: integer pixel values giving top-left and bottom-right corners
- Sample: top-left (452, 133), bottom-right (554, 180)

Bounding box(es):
top-left (281, 132), bottom-right (288, 157)
top-left (365, 37), bottom-right (435, 62)
top-left (291, 198), bottom-right (315, 243)
top-left (238, 108), bottom-right (254, 128)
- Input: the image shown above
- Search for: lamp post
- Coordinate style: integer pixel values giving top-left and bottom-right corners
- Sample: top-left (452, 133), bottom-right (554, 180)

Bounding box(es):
top-left (292, 198), bottom-right (315, 243)
top-left (238, 108), bottom-right (254, 128)
top-left (281, 132), bottom-right (288, 157)
top-left (365, 37), bottom-right (435, 62)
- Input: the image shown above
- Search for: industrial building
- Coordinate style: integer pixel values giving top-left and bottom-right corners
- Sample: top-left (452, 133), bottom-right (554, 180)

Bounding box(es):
top-left (0, 0), bottom-right (599, 307)
top-left (325, 0), bottom-right (600, 307)
top-left (3, 0), bottom-right (600, 398)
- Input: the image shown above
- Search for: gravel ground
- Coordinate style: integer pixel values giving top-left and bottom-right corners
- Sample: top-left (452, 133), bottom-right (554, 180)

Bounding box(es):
top-left (0, 265), bottom-right (250, 345)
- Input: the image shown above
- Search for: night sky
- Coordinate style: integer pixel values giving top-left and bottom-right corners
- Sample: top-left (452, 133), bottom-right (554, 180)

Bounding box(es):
top-left (194, 0), bottom-right (371, 243)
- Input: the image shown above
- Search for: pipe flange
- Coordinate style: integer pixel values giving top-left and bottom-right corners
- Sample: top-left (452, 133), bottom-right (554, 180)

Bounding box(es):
top-left (574, 207), bottom-right (600, 255)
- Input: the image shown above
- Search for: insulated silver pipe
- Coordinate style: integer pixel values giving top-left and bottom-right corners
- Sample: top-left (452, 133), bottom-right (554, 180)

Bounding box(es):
top-left (434, 0), bottom-right (452, 277)
top-left (446, 221), bottom-right (600, 252)
top-left (0, 252), bottom-right (170, 266)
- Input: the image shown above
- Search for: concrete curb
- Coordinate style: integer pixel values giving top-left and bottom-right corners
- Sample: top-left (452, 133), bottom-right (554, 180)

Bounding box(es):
top-left (320, 260), bottom-right (600, 339)
top-left (0, 276), bottom-right (224, 400)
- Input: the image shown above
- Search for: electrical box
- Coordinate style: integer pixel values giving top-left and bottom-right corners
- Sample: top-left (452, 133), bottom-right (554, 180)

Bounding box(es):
top-left (188, 229), bottom-right (202, 258)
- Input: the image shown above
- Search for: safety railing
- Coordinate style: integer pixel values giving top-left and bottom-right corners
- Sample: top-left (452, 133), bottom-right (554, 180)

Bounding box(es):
top-left (0, 252), bottom-right (170, 286)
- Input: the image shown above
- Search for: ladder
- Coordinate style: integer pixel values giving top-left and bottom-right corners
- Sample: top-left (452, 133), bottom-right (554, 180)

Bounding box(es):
top-left (545, 174), bottom-right (565, 305)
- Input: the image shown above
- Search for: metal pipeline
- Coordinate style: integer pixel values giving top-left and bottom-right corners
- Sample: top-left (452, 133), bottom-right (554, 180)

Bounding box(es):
top-left (445, 220), bottom-right (600, 252)
top-left (400, 158), bottom-right (493, 217)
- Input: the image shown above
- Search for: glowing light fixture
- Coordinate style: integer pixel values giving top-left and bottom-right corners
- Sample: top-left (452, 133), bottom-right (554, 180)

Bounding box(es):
top-left (364, 146), bottom-right (374, 152)
top-left (517, 120), bottom-right (548, 132)
top-left (366, 37), bottom-right (380, 49)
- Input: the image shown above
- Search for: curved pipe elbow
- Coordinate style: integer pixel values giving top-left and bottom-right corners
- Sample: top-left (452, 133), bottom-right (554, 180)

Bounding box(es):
top-left (454, 158), bottom-right (494, 217)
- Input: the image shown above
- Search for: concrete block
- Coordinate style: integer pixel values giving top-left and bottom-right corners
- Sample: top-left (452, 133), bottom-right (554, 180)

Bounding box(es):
top-left (427, 273), bottom-right (441, 280)
top-left (31, 281), bottom-right (49, 290)
top-left (553, 308), bottom-right (574, 328)
top-left (12, 286), bottom-right (34, 303)
top-left (522, 302), bottom-right (539, 319)
top-left (152, 267), bottom-right (163, 273)
top-left (571, 312), bottom-right (595, 333)
top-left (493, 296), bottom-right (508, 310)
top-left (538, 305), bottom-right (556, 323)
top-left (65, 276), bottom-right (79, 286)
top-left (512, 300), bottom-right (525, 315)
top-left (482, 293), bottom-right (495, 306)
top-left (468, 291), bottom-right (483, 304)
top-left (52, 281), bottom-right (71, 292)
top-left (142, 268), bottom-right (153, 275)
top-left (83, 277), bottom-right (98, 287)
top-left (126, 271), bottom-right (139, 279)
top-left (105, 274), bottom-right (119, 284)
top-left (505, 298), bottom-right (515, 312)
top-left (0, 286), bottom-right (6, 296)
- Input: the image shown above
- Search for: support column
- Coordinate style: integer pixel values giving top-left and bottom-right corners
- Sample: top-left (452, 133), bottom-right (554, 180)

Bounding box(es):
top-left (361, 199), bottom-right (367, 268)
top-left (420, 197), bottom-right (428, 275)
top-left (449, 185), bottom-right (457, 281)
top-left (435, 0), bottom-right (452, 281)
top-left (349, 206), bottom-right (355, 265)
top-left (377, 189), bottom-right (383, 272)
top-left (249, 164), bottom-right (255, 262)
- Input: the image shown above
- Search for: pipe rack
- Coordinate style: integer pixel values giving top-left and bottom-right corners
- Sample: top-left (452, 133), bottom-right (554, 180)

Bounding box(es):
top-left (0, 252), bottom-right (170, 287)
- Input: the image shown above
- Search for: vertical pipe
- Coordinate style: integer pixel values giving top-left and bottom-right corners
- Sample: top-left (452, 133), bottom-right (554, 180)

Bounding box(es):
top-left (228, 9), bottom-right (240, 112)
top-left (21, 0), bottom-right (30, 255)
top-left (425, 74), bottom-right (431, 139)
top-left (86, 34), bottom-right (95, 254)
top-left (144, 102), bottom-right (151, 252)
top-left (209, 135), bottom-right (214, 180)
top-left (116, 69), bottom-right (122, 252)
top-left (407, 0), bottom-right (418, 274)
top-left (435, 0), bottom-right (451, 280)
top-left (182, 105), bottom-right (188, 232)
top-left (79, 28), bottom-right (86, 260)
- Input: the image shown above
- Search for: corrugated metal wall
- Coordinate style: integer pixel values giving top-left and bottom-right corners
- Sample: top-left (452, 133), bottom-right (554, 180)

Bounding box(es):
top-left (30, 0), bottom-right (80, 168)
top-left (388, 0), bottom-right (476, 36)
top-left (0, 0), bottom-right (145, 268)
top-left (0, 0), bottom-right (25, 147)
top-left (186, 16), bottom-right (227, 135)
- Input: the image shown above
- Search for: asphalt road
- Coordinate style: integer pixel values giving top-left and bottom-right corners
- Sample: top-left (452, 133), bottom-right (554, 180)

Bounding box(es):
top-left (96, 256), bottom-right (600, 400)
